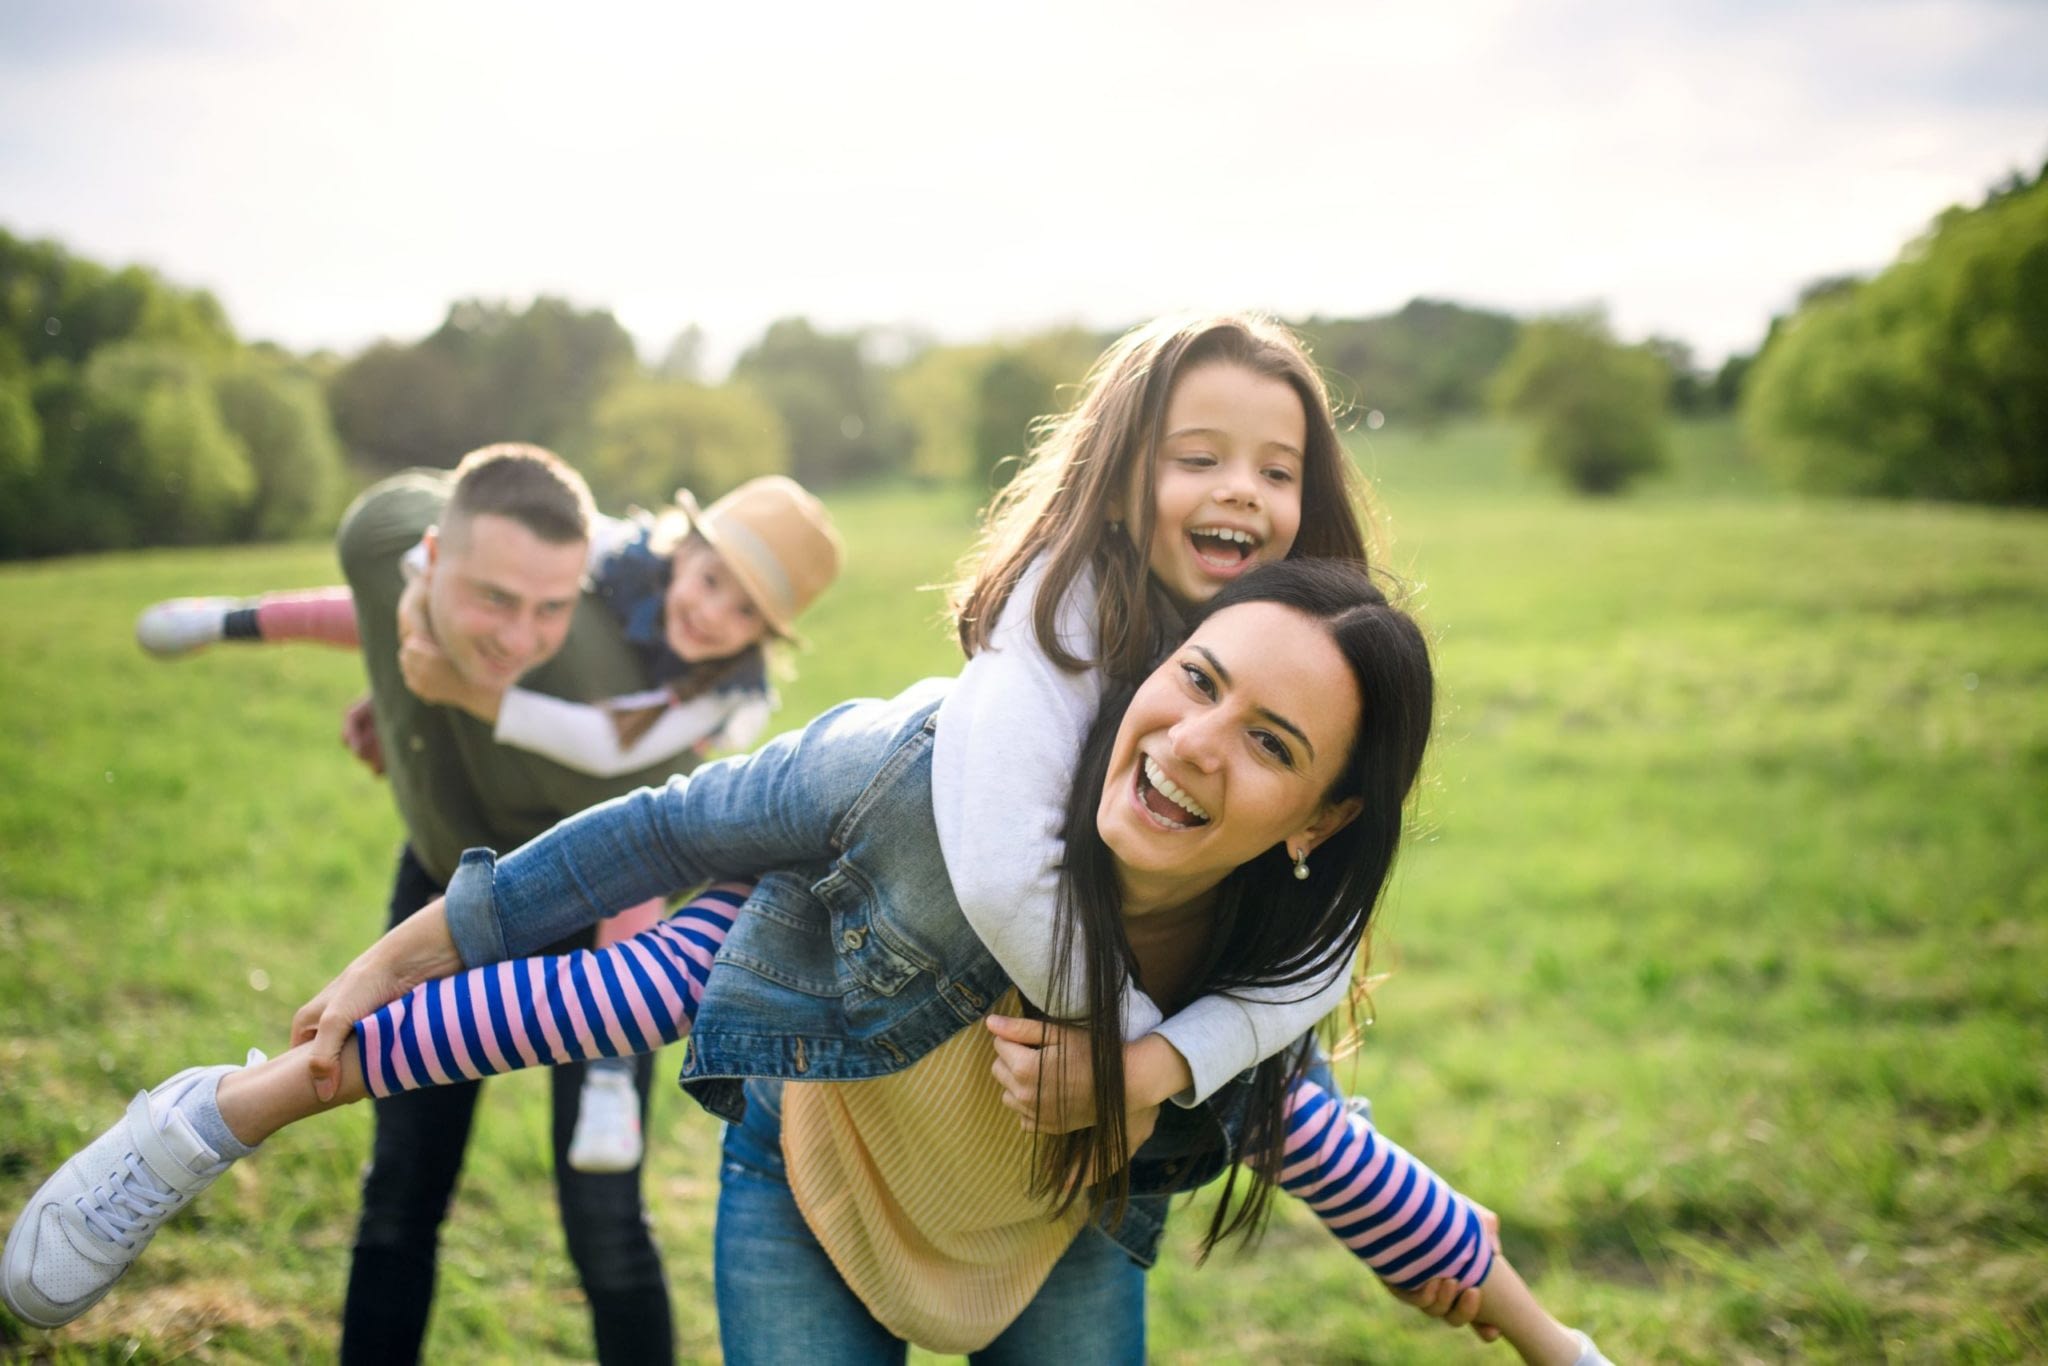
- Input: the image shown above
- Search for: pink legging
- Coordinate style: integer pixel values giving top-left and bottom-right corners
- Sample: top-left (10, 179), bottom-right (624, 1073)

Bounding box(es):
top-left (251, 588), bottom-right (361, 649)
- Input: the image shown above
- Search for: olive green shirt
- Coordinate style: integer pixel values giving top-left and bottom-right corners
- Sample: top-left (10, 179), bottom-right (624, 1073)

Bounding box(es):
top-left (338, 471), bottom-right (690, 886)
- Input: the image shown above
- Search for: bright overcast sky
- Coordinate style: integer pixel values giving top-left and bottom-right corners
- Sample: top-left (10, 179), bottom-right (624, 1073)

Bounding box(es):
top-left (3, 0), bottom-right (2043, 369)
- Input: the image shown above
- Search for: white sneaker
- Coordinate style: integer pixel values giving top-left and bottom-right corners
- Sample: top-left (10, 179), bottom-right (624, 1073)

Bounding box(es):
top-left (567, 1067), bottom-right (644, 1174)
top-left (135, 597), bottom-right (237, 658)
top-left (2, 1056), bottom-right (259, 1329)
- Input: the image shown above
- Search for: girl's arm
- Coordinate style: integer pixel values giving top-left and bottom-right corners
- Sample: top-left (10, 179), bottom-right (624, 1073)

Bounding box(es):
top-left (492, 686), bottom-right (770, 777)
top-left (981, 1023), bottom-right (1601, 1364)
top-left (1279, 1074), bottom-right (1597, 1366)
top-left (400, 625), bottom-right (766, 778)
top-left (933, 559), bottom-right (1166, 1036)
top-left (1145, 962), bottom-right (1357, 1106)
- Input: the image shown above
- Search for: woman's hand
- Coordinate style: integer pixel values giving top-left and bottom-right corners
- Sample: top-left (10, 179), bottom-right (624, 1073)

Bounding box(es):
top-left (291, 898), bottom-right (465, 1101)
top-left (1389, 1201), bottom-right (1504, 1342)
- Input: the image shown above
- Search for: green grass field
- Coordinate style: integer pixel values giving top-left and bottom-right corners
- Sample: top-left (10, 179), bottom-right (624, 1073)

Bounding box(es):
top-left (3, 420), bottom-right (2045, 1362)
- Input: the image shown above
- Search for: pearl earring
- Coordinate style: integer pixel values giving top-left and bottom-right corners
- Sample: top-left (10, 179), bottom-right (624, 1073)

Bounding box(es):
top-left (1293, 848), bottom-right (1310, 881)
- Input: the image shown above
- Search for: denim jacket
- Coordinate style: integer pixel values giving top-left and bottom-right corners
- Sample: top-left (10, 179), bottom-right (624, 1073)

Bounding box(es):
top-left (443, 679), bottom-right (1275, 1262)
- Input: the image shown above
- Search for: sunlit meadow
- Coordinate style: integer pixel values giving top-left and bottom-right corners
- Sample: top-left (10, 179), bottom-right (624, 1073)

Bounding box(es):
top-left (3, 422), bottom-right (2043, 1362)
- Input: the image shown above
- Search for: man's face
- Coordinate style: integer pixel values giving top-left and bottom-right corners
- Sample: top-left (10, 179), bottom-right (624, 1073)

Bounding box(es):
top-left (422, 512), bottom-right (587, 689)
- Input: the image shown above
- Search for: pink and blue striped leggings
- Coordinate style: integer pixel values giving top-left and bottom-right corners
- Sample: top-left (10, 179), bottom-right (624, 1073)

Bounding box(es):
top-left (353, 883), bottom-right (1494, 1294)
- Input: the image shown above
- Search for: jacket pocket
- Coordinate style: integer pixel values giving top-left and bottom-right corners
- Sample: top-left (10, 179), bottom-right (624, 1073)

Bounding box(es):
top-left (811, 861), bottom-right (923, 998)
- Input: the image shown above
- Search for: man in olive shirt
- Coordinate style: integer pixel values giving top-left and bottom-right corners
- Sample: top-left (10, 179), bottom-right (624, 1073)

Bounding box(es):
top-left (336, 445), bottom-right (677, 1364)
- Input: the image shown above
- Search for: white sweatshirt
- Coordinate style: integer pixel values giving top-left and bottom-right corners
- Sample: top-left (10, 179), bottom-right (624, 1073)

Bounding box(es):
top-left (931, 554), bottom-right (1353, 1105)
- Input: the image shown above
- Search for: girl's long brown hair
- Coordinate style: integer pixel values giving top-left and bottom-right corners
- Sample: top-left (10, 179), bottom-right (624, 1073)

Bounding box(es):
top-left (950, 313), bottom-right (1380, 684)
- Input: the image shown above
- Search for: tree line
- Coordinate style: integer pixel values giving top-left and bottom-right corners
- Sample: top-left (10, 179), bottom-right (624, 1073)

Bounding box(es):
top-left (1742, 162), bottom-right (2046, 504)
top-left (0, 232), bottom-right (343, 557)
top-left (3, 161), bottom-right (2039, 558)
top-left (1, 255), bottom-right (1590, 557)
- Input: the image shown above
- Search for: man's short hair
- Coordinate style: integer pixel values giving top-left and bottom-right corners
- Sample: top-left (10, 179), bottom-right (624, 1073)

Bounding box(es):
top-left (444, 443), bottom-right (595, 545)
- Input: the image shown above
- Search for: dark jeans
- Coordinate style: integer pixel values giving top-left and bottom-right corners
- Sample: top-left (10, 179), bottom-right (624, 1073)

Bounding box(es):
top-left (341, 846), bottom-right (675, 1364)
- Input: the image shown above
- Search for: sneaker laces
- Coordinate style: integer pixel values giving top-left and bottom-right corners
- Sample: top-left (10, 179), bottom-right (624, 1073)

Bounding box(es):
top-left (76, 1152), bottom-right (180, 1249)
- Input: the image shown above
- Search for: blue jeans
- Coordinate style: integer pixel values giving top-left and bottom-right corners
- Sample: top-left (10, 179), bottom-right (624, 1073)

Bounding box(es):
top-left (713, 1081), bottom-right (1146, 1366)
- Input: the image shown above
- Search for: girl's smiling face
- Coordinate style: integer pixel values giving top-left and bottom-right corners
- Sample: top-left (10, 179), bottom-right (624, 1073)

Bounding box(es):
top-left (1097, 600), bottom-right (1362, 910)
top-left (663, 539), bottom-right (771, 663)
top-left (1139, 362), bottom-right (1307, 608)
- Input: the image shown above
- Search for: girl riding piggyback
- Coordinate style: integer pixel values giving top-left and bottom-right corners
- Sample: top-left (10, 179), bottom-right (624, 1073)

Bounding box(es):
top-left (939, 312), bottom-right (1379, 1125)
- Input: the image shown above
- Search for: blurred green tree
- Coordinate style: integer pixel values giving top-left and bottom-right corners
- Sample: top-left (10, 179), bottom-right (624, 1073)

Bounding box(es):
top-left (443, 297), bottom-right (636, 452)
top-left (1743, 167), bottom-right (2047, 504)
top-left (66, 344), bottom-right (255, 549)
top-left (971, 330), bottom-right (1101, 493)
top-left (212, 355), bottom-right (345, 539)
top-left (1712, 350), bottom-right (1753, 410)
top-left (890, 341), bottom-right (997, 484)
top-left (584, 376), bottom-right (786, 510)
top-left (0, 229), bottom-right (236, 370)
top-left (732, 318), bottom-right (906, 486)
top-left (1296, 299), bottom-right (1520, 428)
top-left (1492, 311), bottom-right (1670, 495)
top-left (657, 325), bottom-right (707, 382)
top-left (327, 340), bottom-right (476, 470)
top-left (0, 231), bottom-right (348, 557)
top-left (1645, 336), bottom-right (1712, 414)
top-left (329, 297), bottom-right (636, 470)
top-left (0, 373), bottom-right (42, 551)
top-left (975, 351), bottom-right (1052, 493)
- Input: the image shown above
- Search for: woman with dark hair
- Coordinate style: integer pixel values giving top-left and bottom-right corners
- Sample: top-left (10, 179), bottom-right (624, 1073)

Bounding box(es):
top-left (6, 561), bottom-right (1607, 1363)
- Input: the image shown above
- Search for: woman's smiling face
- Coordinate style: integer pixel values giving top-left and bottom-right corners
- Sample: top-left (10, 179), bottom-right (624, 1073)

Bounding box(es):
top-left (1097, 600), bottom-right (1363, 908)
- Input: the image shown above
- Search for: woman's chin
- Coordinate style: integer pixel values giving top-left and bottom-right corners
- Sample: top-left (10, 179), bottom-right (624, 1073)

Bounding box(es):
top-left (1104, 819), bottom-right (1220, 879)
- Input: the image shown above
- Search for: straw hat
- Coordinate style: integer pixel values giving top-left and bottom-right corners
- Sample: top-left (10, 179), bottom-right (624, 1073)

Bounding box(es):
top-left (673, 476), bottom-right (843, 637)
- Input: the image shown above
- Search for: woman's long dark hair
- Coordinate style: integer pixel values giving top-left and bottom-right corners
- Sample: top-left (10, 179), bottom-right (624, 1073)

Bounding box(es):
top-left (1033, 558), bottom-right (1434, 1251)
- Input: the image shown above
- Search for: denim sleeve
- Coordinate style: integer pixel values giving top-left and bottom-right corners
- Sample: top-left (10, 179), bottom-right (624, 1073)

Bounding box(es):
top-left (450, 697), bottom-right (900, 965)
top-left (444, 849), bottom-right (510, 967)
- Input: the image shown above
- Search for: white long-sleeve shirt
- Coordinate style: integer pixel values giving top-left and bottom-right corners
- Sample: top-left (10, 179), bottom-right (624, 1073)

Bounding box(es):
top-left (931, 554), bottom-right (1353, 1105)
top-left (493, 685), bottom-right (770, 777)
